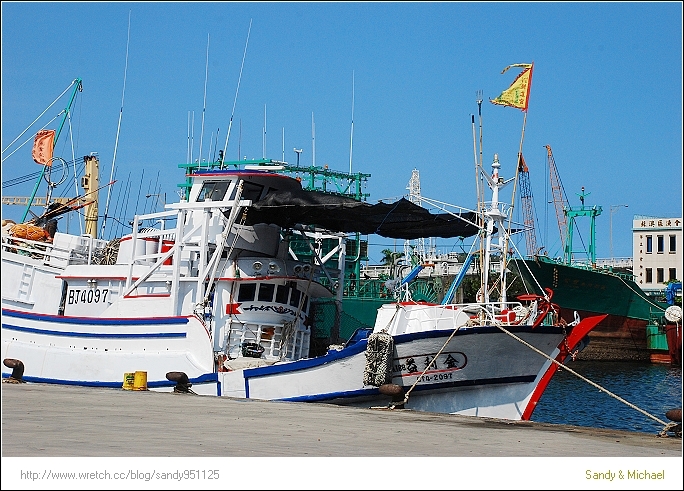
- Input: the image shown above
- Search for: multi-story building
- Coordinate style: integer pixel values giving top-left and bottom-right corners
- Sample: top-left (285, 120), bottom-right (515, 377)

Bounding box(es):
top-left (633, 216), bottom-right (683, 294)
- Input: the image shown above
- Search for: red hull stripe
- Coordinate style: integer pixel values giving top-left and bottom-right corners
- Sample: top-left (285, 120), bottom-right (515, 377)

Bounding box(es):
top-left (520, 314), bottom-right (607, 421)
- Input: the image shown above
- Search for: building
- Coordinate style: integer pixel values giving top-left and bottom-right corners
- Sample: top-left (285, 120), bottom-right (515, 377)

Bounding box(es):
top-left (633, 216), bottom-right (683, 294)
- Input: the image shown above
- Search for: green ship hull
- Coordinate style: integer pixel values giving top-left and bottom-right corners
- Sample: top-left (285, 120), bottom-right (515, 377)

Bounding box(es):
top-left (509, 257), bottom-right (670, 361)
top-left (509, 257), bottom-right (660, 321)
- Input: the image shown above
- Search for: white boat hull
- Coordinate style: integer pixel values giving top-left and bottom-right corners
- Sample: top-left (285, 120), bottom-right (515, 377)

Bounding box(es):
top-left (217, 323), bottom-right (596, 420)
top-left (1, 308), bottom-right (217, 393)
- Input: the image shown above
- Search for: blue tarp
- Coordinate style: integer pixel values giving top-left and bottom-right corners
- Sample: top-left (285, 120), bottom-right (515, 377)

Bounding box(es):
top-left (665, 282), bottom-right (682, 305)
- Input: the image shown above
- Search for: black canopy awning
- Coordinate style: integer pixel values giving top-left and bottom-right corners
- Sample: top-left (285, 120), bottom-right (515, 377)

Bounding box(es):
top-left (244, 188), bottom-right (480, 240)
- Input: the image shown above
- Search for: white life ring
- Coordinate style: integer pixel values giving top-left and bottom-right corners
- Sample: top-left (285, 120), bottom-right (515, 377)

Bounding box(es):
top-left (664, 305), bottom-right (682, 323)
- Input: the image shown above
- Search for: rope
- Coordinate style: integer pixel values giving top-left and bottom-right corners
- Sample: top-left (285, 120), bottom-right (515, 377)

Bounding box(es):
top-left (488, 321), bottom-right (670, 428)
top-left (279, 257), bottom-right (316, 360)
top-left (388, 310), bottom-right (673, 434)
top-left (389, 318), bottom-right (463, 409)
top-left (658, 422), bottom-right (681, 438)
top-left (2, 80), bottom-right (75, 156)
top-left (615, 274), bottom-right (667, 314)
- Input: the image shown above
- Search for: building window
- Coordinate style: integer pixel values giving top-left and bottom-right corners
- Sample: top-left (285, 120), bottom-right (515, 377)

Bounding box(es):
top-left (657, 235), bottom-right (664, 253)
top-left (669, 268), bottom-right (677, 281)
top-left (646, 235), bottom-right (652, 253)
top-left (646, 268), bottom-right (653, 283)
top-left (657, 268), bottom-right (664, 283)
top-left (670, 235), bottom-right (676, 253)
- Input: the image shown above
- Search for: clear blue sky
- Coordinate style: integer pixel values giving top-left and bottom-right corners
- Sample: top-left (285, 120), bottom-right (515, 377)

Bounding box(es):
top-left (2, 2), bottom-right (682, 263)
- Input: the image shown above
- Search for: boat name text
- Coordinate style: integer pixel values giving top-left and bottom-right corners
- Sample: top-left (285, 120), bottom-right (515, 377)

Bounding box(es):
top-left (393, 351), bottom-right (467, 378)
top-left (68, 288), bottom-right (109, 305)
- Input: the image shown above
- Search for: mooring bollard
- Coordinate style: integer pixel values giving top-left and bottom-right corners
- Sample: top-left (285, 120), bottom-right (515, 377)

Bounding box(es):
top-left (3, 358), bottom-right (25, 383)
top-left (166, 371), bottom-right (194, 394)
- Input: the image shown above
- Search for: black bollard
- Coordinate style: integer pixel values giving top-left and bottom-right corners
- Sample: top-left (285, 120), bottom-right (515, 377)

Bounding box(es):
top-left (3, 358), bottom-right (25, 383)
top-left (166, 371), bottom-right (194, 394)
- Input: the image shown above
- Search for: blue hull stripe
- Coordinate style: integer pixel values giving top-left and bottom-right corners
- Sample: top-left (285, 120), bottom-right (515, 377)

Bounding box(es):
top-left (1, 308), bottom-right (190, 326)
top-left (245, 325), bottom-right (562, 379)
top-left (2, 323), bottom-right (186, 339)
top-left (245, 340), bottom-right (368, 377)
top-left (273, 375), bottom-right (537, 403)
top-left (1, 372), bottom-right (217, 388)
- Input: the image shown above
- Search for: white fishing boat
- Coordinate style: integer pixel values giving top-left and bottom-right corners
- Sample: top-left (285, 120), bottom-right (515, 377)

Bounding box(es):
top-left (2, 73), bottom-right (606, 421)
top-left (2, 148), bottom-right (605, 420)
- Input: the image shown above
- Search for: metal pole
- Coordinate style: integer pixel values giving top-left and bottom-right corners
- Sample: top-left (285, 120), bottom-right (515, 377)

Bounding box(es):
top-left (610, 204), bottom-right (628, 262)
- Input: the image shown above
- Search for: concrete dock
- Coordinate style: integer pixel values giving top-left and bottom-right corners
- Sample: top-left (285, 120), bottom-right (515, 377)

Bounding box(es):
top-left (2, 382), bottom-right (682, 488)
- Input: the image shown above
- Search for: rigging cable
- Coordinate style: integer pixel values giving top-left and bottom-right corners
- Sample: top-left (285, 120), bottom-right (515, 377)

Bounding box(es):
top-left (101, 10), bottom-right (131, 239)
top-left (220, 19), bottom-right (252, 169)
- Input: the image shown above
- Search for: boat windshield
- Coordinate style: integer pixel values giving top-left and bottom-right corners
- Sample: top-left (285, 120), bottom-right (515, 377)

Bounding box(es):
top-left (197, 180), bottom-right (231, 202)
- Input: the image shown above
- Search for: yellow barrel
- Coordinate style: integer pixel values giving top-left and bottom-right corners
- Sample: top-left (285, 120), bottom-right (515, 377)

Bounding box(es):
top-left (122, 372), bottom-right (135, 390)
top-left (133, 371), bottom-right (148, 390)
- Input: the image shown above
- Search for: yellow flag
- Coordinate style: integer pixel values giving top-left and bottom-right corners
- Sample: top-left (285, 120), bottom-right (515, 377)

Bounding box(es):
top-left (32, 129), bottom-right (56, 166)
top-left (490, 63), bottom-right (533, 112)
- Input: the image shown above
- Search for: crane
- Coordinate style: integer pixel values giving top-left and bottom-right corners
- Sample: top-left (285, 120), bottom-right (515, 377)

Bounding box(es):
top-left (517, 152), bottom-right (539, 256)
top-left (545, 145), bottom-right (569, 252)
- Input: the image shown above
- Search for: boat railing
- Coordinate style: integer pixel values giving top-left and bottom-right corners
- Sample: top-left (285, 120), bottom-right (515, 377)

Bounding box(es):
top-left (1, 231), bottom-right (107, 268)
top-left (400, 300), bottom-right (530, 327)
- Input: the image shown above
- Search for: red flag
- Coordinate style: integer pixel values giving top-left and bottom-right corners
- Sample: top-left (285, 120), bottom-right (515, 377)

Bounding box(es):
top-left (32, 129), bottom-right (56, 166)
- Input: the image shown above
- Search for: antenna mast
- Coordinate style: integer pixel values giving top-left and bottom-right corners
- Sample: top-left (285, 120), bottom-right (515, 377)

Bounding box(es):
top-left (349, 71), bottom-right (355, 174)
top-left (221, 19), bottom-right (252, 169)
top-left (198, 33), bottom-right (210, 165)
top-left (100, 10), bottom-right (131, 239)
top-left (311, 112), bottom-right (315, 167)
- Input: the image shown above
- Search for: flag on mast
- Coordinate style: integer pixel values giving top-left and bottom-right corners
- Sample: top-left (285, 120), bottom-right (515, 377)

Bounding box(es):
top-left (490, 63), bottom-right (533, 112)
top-left (32, 129), bottom-right (56, 166)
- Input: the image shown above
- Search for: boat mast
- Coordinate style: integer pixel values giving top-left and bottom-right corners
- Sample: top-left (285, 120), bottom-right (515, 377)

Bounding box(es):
top-left (101, 11), bottom-right (131, 239)
top-left (198, 33), bottom-right (209, 166)
top-left (220, 19), bottom-right (252, 169)
top-left (481, 154), bottom-right (514, 304)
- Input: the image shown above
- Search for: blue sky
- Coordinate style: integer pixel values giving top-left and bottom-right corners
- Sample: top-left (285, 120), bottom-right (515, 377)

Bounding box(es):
top-left (2, 2), bottom-right (682, 263)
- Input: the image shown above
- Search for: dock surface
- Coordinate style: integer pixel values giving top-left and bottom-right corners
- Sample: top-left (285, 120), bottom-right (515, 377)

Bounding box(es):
top-left (2, 382), bottom-right (682, 489)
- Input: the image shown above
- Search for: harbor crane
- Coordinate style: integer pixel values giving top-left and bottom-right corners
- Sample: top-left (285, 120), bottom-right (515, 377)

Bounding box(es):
top-left (545, 144), bottom-right (570, 252)
top-left (517, 152), bottom-right (539, 256)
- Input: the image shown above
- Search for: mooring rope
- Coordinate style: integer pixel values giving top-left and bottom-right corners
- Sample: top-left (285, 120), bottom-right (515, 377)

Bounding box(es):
top-left (386, 310), bottom-right (675, 435)
top-left (389, 309), bottom-right (467, 409)
top-left (488, 321), bottom-right (670, 429)
top-left (279, 257), bottom-right (316, 360)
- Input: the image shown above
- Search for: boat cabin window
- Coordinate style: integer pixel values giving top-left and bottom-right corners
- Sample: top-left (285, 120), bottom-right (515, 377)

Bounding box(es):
top-left (289, 288), bottom-right (301, 308)
top-left (197, 180), bottom-right (231, 202)
top-left (275, 285), bottom-right (289, 304)
top-left (231, 181), bottom-right (265, 202)
top-left (258, 283), bottom-right (275, 302)
top-left (237, 283), bottom-right (257, 302)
